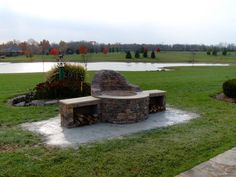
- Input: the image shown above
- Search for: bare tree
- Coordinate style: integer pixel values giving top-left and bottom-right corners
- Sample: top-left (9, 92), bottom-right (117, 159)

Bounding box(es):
top-left (39, 40), bottom-right (51, 54)
top-left (59, 40), bottom-right (68, 54)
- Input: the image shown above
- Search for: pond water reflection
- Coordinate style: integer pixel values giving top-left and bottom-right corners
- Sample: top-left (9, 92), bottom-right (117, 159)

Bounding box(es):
top-left (0, 62), bottom-right (229, 73)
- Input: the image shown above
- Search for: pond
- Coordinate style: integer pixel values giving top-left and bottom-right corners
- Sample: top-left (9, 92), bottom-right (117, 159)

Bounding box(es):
top-left (0, 62), bottom-right (229, 73)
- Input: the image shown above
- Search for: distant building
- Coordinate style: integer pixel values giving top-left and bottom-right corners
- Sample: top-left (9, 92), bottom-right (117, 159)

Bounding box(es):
top-left (0, 46), bottom-right (23, 57)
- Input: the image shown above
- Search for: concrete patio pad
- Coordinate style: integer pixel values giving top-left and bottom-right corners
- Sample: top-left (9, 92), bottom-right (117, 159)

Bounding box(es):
top-left (21, 107), bottom-right (198, 148)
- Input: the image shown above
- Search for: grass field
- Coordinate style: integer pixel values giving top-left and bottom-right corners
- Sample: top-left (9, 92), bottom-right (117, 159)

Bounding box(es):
top-left (1, 51), bottom-right (236, 63)
top-left (0, 66), bottom-right (236, 176)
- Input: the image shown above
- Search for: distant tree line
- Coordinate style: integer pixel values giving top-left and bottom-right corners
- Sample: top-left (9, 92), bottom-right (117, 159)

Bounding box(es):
top-left (0, 39), bottom-right (236, 56)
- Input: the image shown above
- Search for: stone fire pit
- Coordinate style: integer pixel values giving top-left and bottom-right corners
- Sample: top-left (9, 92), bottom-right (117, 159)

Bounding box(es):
top-left (60, 70), bottom-right (166, 128)
top-left (91, 70), bottom-right (149, 124)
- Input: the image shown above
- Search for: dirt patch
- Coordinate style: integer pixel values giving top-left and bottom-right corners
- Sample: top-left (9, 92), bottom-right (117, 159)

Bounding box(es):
top-left (0, 144), bottom-right (21, 152)
top-left (215, 93), bottom-right (236, 103)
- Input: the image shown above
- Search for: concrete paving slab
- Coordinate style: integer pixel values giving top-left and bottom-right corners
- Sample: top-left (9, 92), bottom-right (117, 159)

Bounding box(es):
top-left (21, 107), bottom-right (198, 148)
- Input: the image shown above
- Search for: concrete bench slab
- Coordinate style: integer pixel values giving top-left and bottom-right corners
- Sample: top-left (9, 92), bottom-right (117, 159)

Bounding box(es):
top-left (143, 89), bottom-right (166, 97)
top-left (59, 96), bottom-right (100, 108)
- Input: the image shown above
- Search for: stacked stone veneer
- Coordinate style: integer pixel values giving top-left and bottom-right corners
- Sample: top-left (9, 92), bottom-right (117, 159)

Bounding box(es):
top-left (91, 70), bottom-right (141, 96)
top-left (60, 70), bottom-right (166, 128)
top-left (91, 70), bottom-right (149, 123)
top-left (60, 96), bottom-right (100, 128)
top-left (99, 92), bottom-right (150, 124)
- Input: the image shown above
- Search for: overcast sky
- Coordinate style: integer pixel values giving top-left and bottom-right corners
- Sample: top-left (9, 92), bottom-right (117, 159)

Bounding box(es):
top-left (0, 0), bottom-right (236, 44)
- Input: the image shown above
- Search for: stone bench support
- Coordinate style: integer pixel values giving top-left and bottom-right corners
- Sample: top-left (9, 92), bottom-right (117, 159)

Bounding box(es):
top-left (59, 96), bottom-right (101, 128)
top-left (143, 90), bottom-right (166, 113)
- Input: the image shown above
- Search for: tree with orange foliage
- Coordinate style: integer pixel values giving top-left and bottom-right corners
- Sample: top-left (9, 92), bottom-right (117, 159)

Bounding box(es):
top-left (156, 48), bottom-right (161, 53)
top-left (79, 45), bottom-right (88, 69)
top-left (79, 45), bottom-right (88, 54)
top-left (49, 48), bottom-right (60, 56)
top-left (103, 48), bottom-right (109, 55)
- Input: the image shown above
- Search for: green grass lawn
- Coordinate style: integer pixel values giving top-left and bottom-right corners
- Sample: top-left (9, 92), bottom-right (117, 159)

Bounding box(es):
top-left (0, 66), bottom-right (236, 177)
top-left (1, 51), bottom-right (236, 63)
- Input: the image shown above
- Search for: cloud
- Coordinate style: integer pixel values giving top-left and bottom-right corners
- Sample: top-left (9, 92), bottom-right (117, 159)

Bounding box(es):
top-left (0, 0), bottom-right (236, 44)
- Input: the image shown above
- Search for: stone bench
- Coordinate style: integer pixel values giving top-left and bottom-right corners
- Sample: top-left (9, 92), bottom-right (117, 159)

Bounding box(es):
top-left (60, 96), bottom-right (101, 128)
top-left (143, 90), bottom-right (166, 113)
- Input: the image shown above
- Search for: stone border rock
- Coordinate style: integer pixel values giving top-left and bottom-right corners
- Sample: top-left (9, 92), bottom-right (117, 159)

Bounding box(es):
top-left (214, 93), bottom-right (236, 103)
top-left (8, 93), bottom-right (59, 107)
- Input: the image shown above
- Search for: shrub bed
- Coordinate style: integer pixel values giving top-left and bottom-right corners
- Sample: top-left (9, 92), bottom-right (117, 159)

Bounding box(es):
top-left (35, 79), bottom-right (90, 99)
top-left (223, 79), bottom-right (236, 98)
top-left (47, 63), bottom-right (86, 82)
top-left (34, 63), bottom-right (91, 99)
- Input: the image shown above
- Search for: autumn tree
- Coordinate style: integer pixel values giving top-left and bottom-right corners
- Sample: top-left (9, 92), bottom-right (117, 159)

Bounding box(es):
top-left (27, 38), bottom-right (40, 54)
top-left (49, 48), bottom-right (60, 56)
top-left (156, 48), bottom-right (161, 53)
top-left (103, 48), bottom-right (109, 55)
top-left (19, 42), bottom-right (32, 57)
top-left (39, 40), bottom-right (51, 54)
top-left (59, 41), bottom-right (68, 54)
top-left (19, 42), bottom-right (28, 54)
top-left (79, 45), bottom-right (88, 55)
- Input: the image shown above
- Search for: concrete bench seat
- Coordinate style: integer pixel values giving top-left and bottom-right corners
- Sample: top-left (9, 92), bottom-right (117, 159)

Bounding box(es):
top-left (59, 96), bottom-right (100, 108)
top-left (143, 89), bottom-right (166, 97)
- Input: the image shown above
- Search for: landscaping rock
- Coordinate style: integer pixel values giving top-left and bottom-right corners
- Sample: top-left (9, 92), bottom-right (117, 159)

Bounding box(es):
top-left (45, 100), bottom-right (59, 105)
top-left (9, 94), bottom-right (59, 107)
top-left (215, 93), bottom-right (236, 103)
top-left (15, 101), bottom-right (26, 107)
top-left (31, 100), bottom-right (45, 106)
